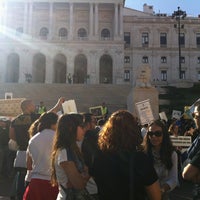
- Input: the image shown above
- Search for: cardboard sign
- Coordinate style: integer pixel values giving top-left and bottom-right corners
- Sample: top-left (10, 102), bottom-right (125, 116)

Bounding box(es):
top-left (172, 110), bottom-right (182, 120)
top-left (159, 111), bottom-right (168, 122)
top-left (170, 136), bottom-right (192, 147)
top-left (62, 99), bottom-right (77, 114)
top-left (135, 99), bottom-right (154, 125)
top-left (89, 106), bottom-right (103, 117)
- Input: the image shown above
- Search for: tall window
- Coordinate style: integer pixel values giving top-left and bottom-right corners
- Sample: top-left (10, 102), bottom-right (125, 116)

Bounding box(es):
top-left (160, 33), bottom-right (167, 47)
top-left (40, 27), bottom-right (49, 40)
top-left (198, 71), bottom-right (200, 81)
top-left (180, 33), bottom-right (185, 47)
top-left (124, 32), bottom-right (131, 48)
top-left (16, 27), bottom-right (23, 36)
top-left (142, 56), bottom-right (148, 63)
top-left (181, 56), bottom-right (185, 63)
top-left (78, 28), bottom-right (87, 39)
top-left (198, 57), bottom-right (200, 64)
top-left (161, 70), bottom-right (167, 81)
top-left (124, 56), bottom-right (130, 63)
top-left (197, 33), bottom-right (200, 48)
top-left (142, 32), bottom-right (149, 47)
top-left (59, 28), bottom-right (68, 39)
top-left (180, 71), bottom-right (186, 79)
top-left (124, 70), bottom-right (130, 81)
top-left (101, 29), bottom-right (110, 40)
top-left (161, 56), bottom-right (167, 63)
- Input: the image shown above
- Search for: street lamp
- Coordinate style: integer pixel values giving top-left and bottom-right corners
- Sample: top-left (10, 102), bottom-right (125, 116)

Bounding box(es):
top-left (172, 7), bottom-right (186, 79)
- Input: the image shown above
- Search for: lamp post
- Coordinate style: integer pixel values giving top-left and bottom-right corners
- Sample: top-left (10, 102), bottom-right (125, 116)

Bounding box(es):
top-left (172, 7), bottom-right (186, 79)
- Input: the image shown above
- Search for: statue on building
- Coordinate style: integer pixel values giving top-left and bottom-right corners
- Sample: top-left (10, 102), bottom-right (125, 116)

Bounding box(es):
top-left (135, 64), bottom-right (152, 88)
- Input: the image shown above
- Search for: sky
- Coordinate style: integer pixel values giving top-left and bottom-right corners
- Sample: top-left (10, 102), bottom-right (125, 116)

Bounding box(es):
top-left (125, 0), bottom-right (200, 17)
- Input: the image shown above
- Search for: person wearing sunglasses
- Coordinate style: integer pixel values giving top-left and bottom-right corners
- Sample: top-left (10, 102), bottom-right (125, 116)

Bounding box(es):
top-left (142, 120), bottom-right (178, 200)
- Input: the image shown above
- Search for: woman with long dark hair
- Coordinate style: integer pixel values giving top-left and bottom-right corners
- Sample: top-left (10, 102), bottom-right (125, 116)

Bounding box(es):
top-left (142, 120), bottom-right (178, 200)
top-left (51, 113), bottom-right (90, 200)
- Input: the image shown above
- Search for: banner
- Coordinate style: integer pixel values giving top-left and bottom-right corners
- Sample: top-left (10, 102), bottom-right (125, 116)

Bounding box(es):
top-left (135, 99), bottom-right (154, 125)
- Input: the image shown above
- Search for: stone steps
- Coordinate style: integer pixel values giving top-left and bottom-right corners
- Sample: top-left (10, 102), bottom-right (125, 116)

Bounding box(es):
top-left (0, 83), bottom-right (132, 115)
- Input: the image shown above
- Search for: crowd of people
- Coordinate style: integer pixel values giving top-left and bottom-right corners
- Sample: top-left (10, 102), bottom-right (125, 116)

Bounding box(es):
top-left (0, 98), bottom-right (200, 200)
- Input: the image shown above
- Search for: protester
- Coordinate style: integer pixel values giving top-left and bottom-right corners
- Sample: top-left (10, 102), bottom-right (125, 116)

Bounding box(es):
top-left (90, 110), bottom-right (161, 200)
top-left (142, 119), bottom-right (178, 200)
top-left (37, 101), bottom-right (47, 114)
top-left (23, 112), bottom-right (58, 200)
top-left (9, 97), bottom-right (64, 200)
top-left (182, 149), bottom-right (200, 183)
top-left (81, 113), bottom-right (99, 199)
top-left (101, 102), bottom-right (108, 120)
top-left (183, 102), bottom-right (200, 199)
top-left (51, 113), bottom-right (90, 200)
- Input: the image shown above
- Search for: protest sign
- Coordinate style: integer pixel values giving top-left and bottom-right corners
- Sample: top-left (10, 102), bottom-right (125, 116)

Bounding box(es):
top-left (159, 111), bottom-right (168, 122)
top-left (135, 99), bottom-right (154, 125)
top-left (172, 110), bottom-right (182, 120)
top-left (89, 106), bottom-right (103, 118)
top-left (62, 99), bottom-right (77, 114)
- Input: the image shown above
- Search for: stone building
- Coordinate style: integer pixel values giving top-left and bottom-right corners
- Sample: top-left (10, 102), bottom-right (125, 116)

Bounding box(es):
top-left (0, 0), bottom-right (200, 87)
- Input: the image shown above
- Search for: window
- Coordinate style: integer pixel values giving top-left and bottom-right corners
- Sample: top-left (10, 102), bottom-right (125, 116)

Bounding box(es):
top-left (180, 71), bottom-right (186, 79)
top-left (197, 33), bottom-right (200, 48)
top-left (161, 70), bottom-right (167, 81)
top-left (124, 70), bottom-right (130, 81)
top-left (181, 56), bottom-right (185, 63)
top-left (142, 56), bottom-right (148, 63)
top-left (198, 57), bottom-right (200, 64)
top-left (124, 32), bottom-right (130, 48)
top-left (161, 56), bottom-right (167, 63)
top-left (59, 28), bottom-right (68, 39)
top-left (180, 33), bottom-right (185, 47)
top-left (101, 29), bottom-right (110, 40)
top-left (40, 27), bottom-right (49, 40)
top-left (142, 32), bottom-right (149, 47)
top-left (124, 56), bottom-right (130, 63)
top-left (16, 27), bottom-right (23, 36)
top-left (78, 28), bottom-right (87, 39)
top-left (198, 71), bottom-right (200, 81)
top-left (160, 33), bottom-right (167, 47)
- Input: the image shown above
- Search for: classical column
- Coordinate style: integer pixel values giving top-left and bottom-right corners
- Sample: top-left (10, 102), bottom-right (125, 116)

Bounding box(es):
top-left (49, 2), bottom-right (53, 40)
top-left (94, 3), bottom-right (99, 37)
top-left (119, 3), bottom-right (123, 37)
top-left (28, 3), bottom-right (33, 35)
top-left (114, 3), bottom-right (119, 37)
top-left (3, 2), bottom-right (8, 35)
top-left (69, 3), bottom-right (74, 40)
top-left (23, 2), bottom-right (28, 34)
top-left (89, 3), bottom-right (94, 38)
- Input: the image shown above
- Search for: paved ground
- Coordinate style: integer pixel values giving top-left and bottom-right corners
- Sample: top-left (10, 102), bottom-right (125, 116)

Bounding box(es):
top-left (0, 175), bottom-right (194, 200)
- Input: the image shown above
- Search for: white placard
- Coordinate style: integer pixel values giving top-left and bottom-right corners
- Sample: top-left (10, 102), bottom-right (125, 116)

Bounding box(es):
top-left (62, 99), bottom-right (77, 114)
top-left (172, 110), bottom-right (182, 120)
top-left (135, 99), bottom-right (154, 125)
top-left (159, 111), bottom-right (168, 122)
top-left (5, 92), bottom-right (13, 99)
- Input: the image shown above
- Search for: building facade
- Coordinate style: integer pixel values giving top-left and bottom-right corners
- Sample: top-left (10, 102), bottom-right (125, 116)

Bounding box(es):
top-left (0, 0), bottom-right (200, 87)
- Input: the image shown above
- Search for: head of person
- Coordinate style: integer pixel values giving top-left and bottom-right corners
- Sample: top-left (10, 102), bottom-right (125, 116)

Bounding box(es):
top-left (142, 119), bottom-right (174, 170)
top-left (168, 121), bottom-right (179, 136)
top-left (37, 112), bottom-right (58, 132)
top-left (82, 113), bottom-right (96, 131)
top-left (98, 110), bottom-right (142, 153)
top-left (53, 113), bottom-right (85, 150)
top-left (21, 99), bottom-right (36, 114)
top-left (40, 101), bottom-right (44, 106)
top-left (192, 103), bottom-right (200, 130)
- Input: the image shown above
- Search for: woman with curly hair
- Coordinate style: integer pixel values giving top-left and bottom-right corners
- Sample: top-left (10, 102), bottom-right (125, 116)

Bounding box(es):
top-left (90, 110), bottom-right (161, 200)
top-left (142, 120), bottom-right (178, 200)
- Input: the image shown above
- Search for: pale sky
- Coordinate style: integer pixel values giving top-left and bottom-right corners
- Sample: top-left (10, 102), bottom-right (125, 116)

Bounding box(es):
top-left (125, 0), bottom-right (200, 17)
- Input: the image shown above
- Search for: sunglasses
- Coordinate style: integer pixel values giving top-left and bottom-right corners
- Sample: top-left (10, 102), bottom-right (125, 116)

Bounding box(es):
top-left (147, 131), bottom-right (163, 137)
